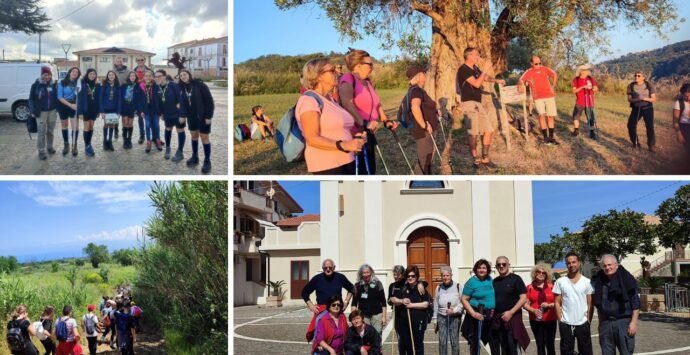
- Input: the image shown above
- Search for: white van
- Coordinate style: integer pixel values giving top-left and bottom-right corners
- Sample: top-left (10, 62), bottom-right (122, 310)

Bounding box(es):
top-left (0, 62), bottom-right (57, 122)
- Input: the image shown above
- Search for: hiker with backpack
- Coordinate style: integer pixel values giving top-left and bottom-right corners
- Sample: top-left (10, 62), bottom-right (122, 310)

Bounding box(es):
top-left (433, 266), bottom-right (463, 355)
top-left (351, 264), bottom-right (387, 334)
top-left (673, 83), bottom-right (690, 166)
top-left (179, 69), bottom-right (215, 173)
top-left (81, 305), bottom-right (100, 355)
top-left (489, 256), bottom-right (530, 355)
top-left (523, 264), bottom-right (557, 355)
top-left (402, 66), bottom-right (440, 175)
top-left (343, 309), bottom-right (382, 355)
top-left (250, 105), bottom-right (275, 138)
top-left (101, 299), bottom-right (117, 349)
top-left (114, 301), bottom-right (136, 355)
top-left (6, 304), bottom-right (39, 355)
top-left (295, 58), bottom-right (366, 174)
top-left (130, 302), bottom-right (143, 333)
top-left (38, 306), bottom-right (56, 355)
top-left (338, 48), bottom-right (398, 175)
top-left (456, 47), bottom-right (506, 169)
top-left (29, 67), bottom-right (58, 160)
top-left (626, 71), bottom-right (657, 151)
top-left (53, 305), bottom-right (83, 355)
top-left (571, 64), bottom-right (599, 138)
top-left (460, 259), bottom-right (494, 355)
top-left (518, 56), bottom-right (560, 145)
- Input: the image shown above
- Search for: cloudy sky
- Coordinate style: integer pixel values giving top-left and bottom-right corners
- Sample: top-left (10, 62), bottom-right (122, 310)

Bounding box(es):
top-left (0, 181), bottom-right (157, 261)
top-left (0, 0), bottom-right (228, 64)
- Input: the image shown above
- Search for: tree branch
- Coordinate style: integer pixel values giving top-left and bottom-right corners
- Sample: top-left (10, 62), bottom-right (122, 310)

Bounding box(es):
top-left (409, 0), bottom-right (444, 24)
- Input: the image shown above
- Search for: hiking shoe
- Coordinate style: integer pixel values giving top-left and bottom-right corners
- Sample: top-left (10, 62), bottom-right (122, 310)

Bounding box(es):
top-left (71, 144), bottom-right (78, 156)
top-left (155, 139), bottom-right (163, 151)
top-left (138, 137), bottom-right (144, 144)
top-left (201, 160), bottom-right (212, 174)
top-left (145, 141), bottom-right (152, 153)
top-left (62, 144), bottom-right (69, 155)
top-left (38, 152), bottom-right (47, 160)
top-left (86, 145), bottom-right (95, 157)
top-left (171, 149), bottom-right (184, 162)
top-left (47, 147), bottom-right (56, 154)
top-left (550, 138), bottom-right (560, 146)
top-left (164, 146), bottom-right (171, 160)
top-left (571, 129), bottom-right (579, 137)
top-left (186, 156), bottom-right (199, 166)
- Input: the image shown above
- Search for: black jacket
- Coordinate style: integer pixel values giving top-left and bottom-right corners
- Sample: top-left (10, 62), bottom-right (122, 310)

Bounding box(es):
top-left (179, 79), bottom-right (214, 121)
top-left (343, 324), bottom-right (381, 355)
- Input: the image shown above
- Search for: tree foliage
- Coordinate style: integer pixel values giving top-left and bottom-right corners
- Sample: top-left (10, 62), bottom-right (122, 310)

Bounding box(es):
top-left (655, 184), bottom-right (690, 248)
top-left (0, 0), bottom-right (50, 34)
top-left (112, 248), bottom-right (138, 266)
top-left (579, 209), bottom-right (657, 263)
top-left (83, 243), bottom-right (109, 268)
top-left (135, 181), bottom-right (228, 354)
top-left (0, 256), bottom-right (19, 274)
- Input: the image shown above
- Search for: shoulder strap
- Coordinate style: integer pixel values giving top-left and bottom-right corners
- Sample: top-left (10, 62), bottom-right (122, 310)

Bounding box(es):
top-left (303, 91), bottom-right (324, 113)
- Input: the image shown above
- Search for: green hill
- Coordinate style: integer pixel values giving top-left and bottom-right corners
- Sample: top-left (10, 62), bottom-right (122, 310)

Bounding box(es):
top-left (601, 40), bottom-right (690, 79)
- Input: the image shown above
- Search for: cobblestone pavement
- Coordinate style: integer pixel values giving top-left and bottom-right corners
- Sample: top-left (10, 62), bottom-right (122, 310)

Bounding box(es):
top-left (0, 85), bottom-right (227, 175)
top-left (234, 305), bottom-right (690, 355)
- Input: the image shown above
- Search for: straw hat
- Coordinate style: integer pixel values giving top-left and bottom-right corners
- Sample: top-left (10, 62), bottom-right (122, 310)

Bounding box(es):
top-left (576, 64), bottom-right (592, 77)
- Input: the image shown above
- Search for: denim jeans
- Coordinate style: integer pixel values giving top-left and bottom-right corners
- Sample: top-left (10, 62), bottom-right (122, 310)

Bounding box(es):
top-left (437, 314), bottom-right (461, 355)
top-left (144, 113), bottom-right (160, 141)
top-left (599, 318), bottom-right (635, 355)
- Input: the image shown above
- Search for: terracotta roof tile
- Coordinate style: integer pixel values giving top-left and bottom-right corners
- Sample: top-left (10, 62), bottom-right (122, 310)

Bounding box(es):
top-left (275, 214), bottom-right (320, 227)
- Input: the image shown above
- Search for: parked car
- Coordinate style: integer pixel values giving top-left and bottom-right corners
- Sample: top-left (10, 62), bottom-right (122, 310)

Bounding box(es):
top-left (0, 62), bottom-right (57, 122)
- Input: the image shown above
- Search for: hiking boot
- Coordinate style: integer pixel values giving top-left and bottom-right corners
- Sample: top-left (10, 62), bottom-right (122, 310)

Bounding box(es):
top-left (62, 144), bottom-right (69, 155)
top-left (155, 139), bottom-right (163, 151)
top-left (145, 141), bottom-right (152, 153)
top-left (550, 138), bottom-right (560, 146)
top-left (171, 149), bottom-right (184, 162)
top-left (201, 160), bottom-right (212, 174)
top-left (47, 147), bottom-right (56, 154)
top-left (164, 146), bottom-right (171, 160)
top-left (71, 144), bottom-right (78, 156)
top-left (186, 156), bottom-right (199, 166)
top-left (110, 141), bottom-right (116, 151)
top-left (138, 136), bottom-right (144, 144)
top-left (38, 152), bottom-right (47, 160)
top-left (85, 145), bottom-right (95, 157)
top-left (571, 129), bottom-right (579, 137)
top-left (589, 131), bottom-right (597, 139)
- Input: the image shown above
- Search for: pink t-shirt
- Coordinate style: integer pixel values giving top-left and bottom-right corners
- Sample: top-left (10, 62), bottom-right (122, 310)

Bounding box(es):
top-left (520, 67), bottom-right (557, 100)
top-left (339, 74), bottom-right (381, 131)
top-left (296, 92), bottom-right (355, 173)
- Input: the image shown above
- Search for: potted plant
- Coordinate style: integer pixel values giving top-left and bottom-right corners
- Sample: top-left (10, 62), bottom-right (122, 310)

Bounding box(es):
top-left (266, 280), bottom-right (286, 307)
top-left (638, 276), bottom-right (666, 312)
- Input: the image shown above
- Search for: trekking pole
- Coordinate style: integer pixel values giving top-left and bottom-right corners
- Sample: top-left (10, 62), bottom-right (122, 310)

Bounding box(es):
top-left (391, 305), bottom-right (397, 355)
top-left (390, 129), bottom-right (414, 174)
top-left (437, 114), bottom-right (455, 174)
top-left (362, 142), bottom-right (372, 175)
top-left (446, 301), bottom-right (452, 348)
top-left (407, 308), bottom-right (416, 355)
top-left (376, 144), bottom-right (390, 175)
top-left (476, 304), bottom-right (484, 355)
top-left (429, 131), bottom-right (453, 175)
top-left (438, 113), bottom-right (448, 145)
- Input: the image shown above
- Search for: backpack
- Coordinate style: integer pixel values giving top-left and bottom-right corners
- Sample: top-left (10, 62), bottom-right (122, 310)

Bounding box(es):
top-left (627, 80), bottom-right (653, 108)
top-left (397, 87), bottom-right (423, 129)
top-left (103, 311), bottom-right (112, 328)
top-left (425, 286), bottom-right (435, 324)
top-left (33, 320), bottom-right (47, 341)
top-left (133, 306), bottom-right (142, 317)
top-left (250, 122), bottom-right (262, 140)
top-left (84, 314), bottom-right (96, 335)
top-left (6, 320), bottom-right (26, 351)
top-left (55, 317), bottom-right (69, 341)
top-left (234, 124), bottom-right (250, 142)
top-left (274, 91), bottom-right (323, 162)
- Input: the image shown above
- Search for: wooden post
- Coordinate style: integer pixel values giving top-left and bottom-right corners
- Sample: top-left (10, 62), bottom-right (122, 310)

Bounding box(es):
top-left (522, 97), bottom-right (529, 145)
top-left (498, 83), bottom-right (512, 151)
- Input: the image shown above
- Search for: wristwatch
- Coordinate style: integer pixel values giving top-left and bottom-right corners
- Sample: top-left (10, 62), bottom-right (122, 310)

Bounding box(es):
top-left (336, 140), bottom-right (350, 153)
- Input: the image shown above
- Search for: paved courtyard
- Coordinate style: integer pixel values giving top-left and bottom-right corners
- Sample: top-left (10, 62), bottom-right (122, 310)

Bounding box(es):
top-left (234, 305), bottom-right (690, 354)
top-left (0, 85), bottom-right (227, 175)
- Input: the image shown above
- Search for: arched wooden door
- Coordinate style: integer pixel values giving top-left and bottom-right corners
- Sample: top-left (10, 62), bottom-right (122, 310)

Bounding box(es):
top-left (407, 227), bottom-right (449, 298)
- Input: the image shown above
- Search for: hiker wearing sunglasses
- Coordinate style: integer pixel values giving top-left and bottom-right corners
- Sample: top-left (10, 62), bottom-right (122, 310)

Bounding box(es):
top-left (388, 265), bottom-right (430, 355)
top-left (489, 257), bottom-right (529, 355)
top-left (338, 48), bottom-right (398, 175)
top-left (524, 264), bottom-right (557, 355)
top-left (303, 259), bottom-right (355, 345)
top-left (296, 58), bottom-right (366, 175)
top-left (518, 56), bottom-right (560, 145)
top-left (460, 259), bottom-right (494, 355)
top-left (627, 71), bottom-right (657, 151)
top-left (313, 295), bottom-right (348, 355)
top-left (388, 265), bottom-right (427, 355)
top-left (457, 47), bottom-right (505, 169)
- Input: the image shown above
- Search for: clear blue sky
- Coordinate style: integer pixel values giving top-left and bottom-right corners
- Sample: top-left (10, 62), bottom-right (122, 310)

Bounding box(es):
top-left (234, 0), bottom-right (690, 64)
top-left (0, 181), bottom-right (154, 262)
top-left (279, 181), bottom-right (320, 215)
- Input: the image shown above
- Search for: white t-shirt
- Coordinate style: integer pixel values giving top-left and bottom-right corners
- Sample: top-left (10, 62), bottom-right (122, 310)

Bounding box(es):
top-left (82, 313), bottom-right (99, 337)
top-left (674, 100), bottom-right (690, 124)
top-left (553, 275), bottom-right (594, 326)
top-left (58, 317), bottom-right (79, 342)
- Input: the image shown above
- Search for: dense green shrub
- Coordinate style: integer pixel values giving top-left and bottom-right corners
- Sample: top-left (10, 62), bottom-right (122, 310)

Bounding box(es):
top-left (83, 272), bottom-right (103, 284)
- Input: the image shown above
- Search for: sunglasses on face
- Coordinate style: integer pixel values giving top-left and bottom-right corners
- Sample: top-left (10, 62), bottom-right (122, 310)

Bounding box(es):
top-left (536, 270), bottom-right (546, 275)
top-left (137, 59), bottom-right (145, 62)
top-left (322, 266), bottom-right (334, 271)
top-left (330, 303), bottom-right (342, 308)
top-left (497, 263), bottom-right (508, 267)
top-left (635, 74), bottom-right (643, 77)
top-left (407, 274), bottom-right (417, 279)
top-left (532, 63), bottom-right (542, 66)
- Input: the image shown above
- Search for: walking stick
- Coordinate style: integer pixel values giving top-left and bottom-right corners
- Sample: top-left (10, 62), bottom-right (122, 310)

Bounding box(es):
top-left (437, 115), bottom-right (455, 174)
top-left (476, 304), bottom-right (484, 355)
top-left (446, 302), bottom-right (452, 349)
top-left (391, 305), bottom-right (397, 355)
top-left (390, 129), bottom-right (414, 174)
top-left (376, 144), bottom-right (390, 175)
top-left (438, 113), bottom-right (448, 145)
top-left (429, 131), bottom-right (453, 174)
top-left (407, 308), bottom-right (416, 355)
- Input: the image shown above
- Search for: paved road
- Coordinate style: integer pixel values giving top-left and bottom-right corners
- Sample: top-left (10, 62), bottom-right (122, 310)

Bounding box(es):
top-left (234, 305), bottom-right (690, 355)
top-left (0, 85), bottom-right (227, 175)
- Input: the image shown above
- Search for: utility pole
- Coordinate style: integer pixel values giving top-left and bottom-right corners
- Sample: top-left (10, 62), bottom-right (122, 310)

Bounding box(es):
top-left (62, 44), bottom-right (72, 60)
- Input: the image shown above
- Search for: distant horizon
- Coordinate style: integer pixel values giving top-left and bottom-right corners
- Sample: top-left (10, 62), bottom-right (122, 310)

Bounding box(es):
top-left (3, 241), bottom-right (146, 264)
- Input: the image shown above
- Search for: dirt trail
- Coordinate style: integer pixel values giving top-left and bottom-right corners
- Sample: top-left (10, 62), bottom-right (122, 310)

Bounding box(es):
top-left (94, 327), bottom-right (165, 354)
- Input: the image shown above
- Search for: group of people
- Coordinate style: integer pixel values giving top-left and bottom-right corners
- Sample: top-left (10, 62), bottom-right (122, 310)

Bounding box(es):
top-left (5, 294), bottom-right (142, 355)
top-left (302, 253), bottom-right (640, 355)
top-left (28, 56), bottom-right (216, 173)
top-left (285, 47), bottom-right (690, 174)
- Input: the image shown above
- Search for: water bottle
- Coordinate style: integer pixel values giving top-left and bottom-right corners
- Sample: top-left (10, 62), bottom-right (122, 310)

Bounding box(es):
top-left (536, 306), bottom-right (544, 321)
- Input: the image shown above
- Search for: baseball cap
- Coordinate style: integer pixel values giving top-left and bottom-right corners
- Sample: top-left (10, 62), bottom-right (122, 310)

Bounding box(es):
top-left (406, 66), bottom-right (427, 80)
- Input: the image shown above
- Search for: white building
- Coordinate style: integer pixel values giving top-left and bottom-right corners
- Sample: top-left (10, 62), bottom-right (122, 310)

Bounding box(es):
top-left (167, 37), bottom-right (228, 78)
top-left (259, 180), bottom-right (535, 306)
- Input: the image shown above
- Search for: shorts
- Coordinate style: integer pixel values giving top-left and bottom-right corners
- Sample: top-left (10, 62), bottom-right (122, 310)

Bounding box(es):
top-left (535, 97), bottom-right (557, 117)
top-left (461, 100), bottom-right (494, 136)
top-left (57, 101), bottom-right (76, 120)
top-left (164, 116), bottom-right (186, 129)
top-left (82, 110), bottom-right (99, 121)
top-left (188, 117), bottom-right (211, 134)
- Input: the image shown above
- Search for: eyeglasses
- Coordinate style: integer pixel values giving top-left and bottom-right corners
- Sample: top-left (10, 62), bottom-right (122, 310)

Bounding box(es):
top-left (532, 62), bottom-right (542, 66)
top-left (635, 74), bottom-right (643, 77)
top-left (407, 274), bottom-right (417, 279)
top-left (535, 270), bottom-right (546, 275)
top-left (361, 62), bottom-right (373, 67)
top-left (496, 263), bottom-right (508, 267)
top-left (322, 266), bottom-right (334, 271)
top-left (137, 59), bottom-right (145, 62)
top-left (320, 68), bottom-right (336, 74)
top-left (330, 303), bottom-right (342, 308)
